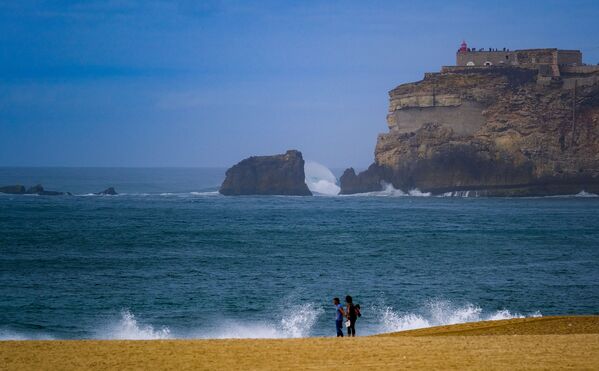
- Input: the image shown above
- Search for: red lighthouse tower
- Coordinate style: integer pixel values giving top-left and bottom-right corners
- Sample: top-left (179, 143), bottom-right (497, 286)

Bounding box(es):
top-left (459, 40), bottom-right (468, 53)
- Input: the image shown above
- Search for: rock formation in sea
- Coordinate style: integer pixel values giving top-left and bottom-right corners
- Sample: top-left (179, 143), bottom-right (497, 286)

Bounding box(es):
top-left (340, 47), bottom-right (599, 196)
top-left (0, 185), bottom-right (26, 194)
top-left (1, 184), bottom-right (69, 195)
top-left (220, 150), bottom-right (312, 196)
top-left (96, 187), bottom-right (118, 195)
top-left (25, 184), bottom-right (69, 196)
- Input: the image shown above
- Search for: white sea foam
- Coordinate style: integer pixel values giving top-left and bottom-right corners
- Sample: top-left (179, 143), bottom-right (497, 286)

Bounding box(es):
top-left (197, 302), bottom-right (324, 339)
top-left (95, 310), bottom-right (172, 340)
top-left (407, 188), bottom-right (432, 197)
top-left (575, 190), bottom-right (598, 197)
top-left (0, 329), bottom-right (54, 341)
top-left (344, 182), bottom-right (431, 197)
top-left (91, 303), bottom-right (323, 340)
top-left (190, 191), bottom-right (220, 196)
top-left (2, 301), bottom-right (541, 340)
top-left (279, 302), bottom-right (323, 338)
top-left (440, 190), bottom-right (478, 197)
top-left (304, 161), bottom-right (340, 195)
top-left (369, 299), bottom-right (541, 334)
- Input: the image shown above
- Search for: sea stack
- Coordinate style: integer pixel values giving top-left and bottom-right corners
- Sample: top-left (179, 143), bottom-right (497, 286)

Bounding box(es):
top-left (220, 150), bottom-right (312, 196)
top-left (340, 45), bottom-right (599, 196)
top-left (25, 184), bottom-right (68, 196)
top-left (0, 185), bottom-right (26, 194)
top-left (96, 187), bottom-right (118, 195)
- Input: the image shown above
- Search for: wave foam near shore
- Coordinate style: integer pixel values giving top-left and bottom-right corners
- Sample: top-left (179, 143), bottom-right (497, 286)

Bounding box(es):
top-left (374, 300), bottom-right (541, 333)
top-left (92, 303), bottom-right (323, 340)
top-left (344, 183), bottom-right (431, 197)
top-left (0, 300), bottom-right (541, 340)
top-left (0, 330), bottom-right (54, 341)
top-left (96, 310), bottom-right (171, 340)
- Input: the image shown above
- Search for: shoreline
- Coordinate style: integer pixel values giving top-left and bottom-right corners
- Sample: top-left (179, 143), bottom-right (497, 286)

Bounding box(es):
top-left (2, 316), bottom-right (598, 370)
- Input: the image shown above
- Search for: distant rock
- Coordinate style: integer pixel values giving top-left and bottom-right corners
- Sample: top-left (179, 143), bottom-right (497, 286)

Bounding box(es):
top-left (220, 150), bottom-right (312, 196)
top-left (95, 187), bottom-right (117, 195)
top-left (25, 184), bottom-right (68, 196)
top-left (25, 184), bottom-right (44, 194)
top-left (339, 166), bottom-right (388, 195)
top-left (0, 185), bottom-right (26, 194)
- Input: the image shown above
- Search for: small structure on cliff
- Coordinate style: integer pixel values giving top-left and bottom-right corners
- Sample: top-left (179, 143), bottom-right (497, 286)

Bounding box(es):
top-left (456, 41), bottom-right (581, 69)
top-left (220, 150), bottom-right (312, 196)
top-left (340, 43), bottom-right (599, 196)
top-left (452, 41), bottom-right (591, 83)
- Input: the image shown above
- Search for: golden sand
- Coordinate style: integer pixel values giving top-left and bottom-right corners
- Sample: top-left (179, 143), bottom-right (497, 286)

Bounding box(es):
top-left (1, 316), bottom-right (598, 370)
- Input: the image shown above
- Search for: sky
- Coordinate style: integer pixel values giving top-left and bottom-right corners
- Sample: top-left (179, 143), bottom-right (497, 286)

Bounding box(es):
top-left (1, 0), bottom-right (598, 168)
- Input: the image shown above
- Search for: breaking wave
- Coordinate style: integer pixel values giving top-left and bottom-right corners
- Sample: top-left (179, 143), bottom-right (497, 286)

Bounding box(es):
top-left (344, 182), bottom-right (431, 197)
top-left (0, 300), bottom-right (541, 340)
top-left (197, 303), bottom-right (323, 339)
top-left (369, 299), bottom-right (541, 334)
top-left (95, 310), bottom-right (172, 340)
top-left (440, 190), bottom-right (479, 197)
top-left (574, 190), bottom-right (598, 197)
top-left (0, 329), bottom-right (54, 341)
top-left (94, 303), bottom-right (323, 340)
top-left (304, 161), bottom-right (340, 195)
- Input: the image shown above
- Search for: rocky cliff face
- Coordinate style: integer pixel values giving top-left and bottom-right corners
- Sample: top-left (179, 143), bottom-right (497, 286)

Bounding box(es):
top-left (220, 150), bottom-right (312, 196)
top-left (340, 66), bottom-right (599, 196)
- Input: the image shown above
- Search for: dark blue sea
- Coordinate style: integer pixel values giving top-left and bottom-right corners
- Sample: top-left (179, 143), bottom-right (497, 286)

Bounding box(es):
top-left (1, 167), bottom-right (598, 340)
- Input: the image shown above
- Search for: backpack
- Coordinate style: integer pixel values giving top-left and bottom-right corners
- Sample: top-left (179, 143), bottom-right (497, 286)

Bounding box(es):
top-left (355, 304), bottom-right (361, 317)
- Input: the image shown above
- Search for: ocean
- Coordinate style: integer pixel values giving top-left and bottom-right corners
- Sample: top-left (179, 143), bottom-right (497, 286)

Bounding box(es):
top-left (1, 167), bottom-right (598, 340)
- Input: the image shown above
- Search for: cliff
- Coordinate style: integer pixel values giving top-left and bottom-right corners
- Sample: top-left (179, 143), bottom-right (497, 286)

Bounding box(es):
top-left (220, 150), bottom-right (312, 196)
top-left (340, 65), bottom-right (599, 196)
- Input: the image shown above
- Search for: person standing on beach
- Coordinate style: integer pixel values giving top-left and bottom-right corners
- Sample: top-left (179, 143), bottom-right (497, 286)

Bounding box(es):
top-left (333, 297), bottom-right (346, 337)
top-left (345, 295), bottom-right (358, 337)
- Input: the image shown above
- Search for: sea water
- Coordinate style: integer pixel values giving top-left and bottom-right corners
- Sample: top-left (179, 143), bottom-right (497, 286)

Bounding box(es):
top-left (0, 167), bottom-right (598, 340)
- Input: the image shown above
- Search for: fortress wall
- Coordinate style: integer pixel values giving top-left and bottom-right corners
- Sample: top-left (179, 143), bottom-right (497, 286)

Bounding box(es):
top-left (456, 49), bottom-right (582, 68)
top-left (557, 51), bottom-right (583, 65)
top-left (457, 51), bottom-right (514, 66)
top-left (388, 101), bottom-right (485, 136)
top-left (515, 50), bottom-right (555, 64)
top-left (562, 66), bottom-right (599, 74)
top-left (440, 65), bottom-right (537, 73)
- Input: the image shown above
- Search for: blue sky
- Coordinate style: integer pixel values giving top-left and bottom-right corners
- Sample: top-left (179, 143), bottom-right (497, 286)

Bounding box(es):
top-left (1, 0), bottom-right (598, 168)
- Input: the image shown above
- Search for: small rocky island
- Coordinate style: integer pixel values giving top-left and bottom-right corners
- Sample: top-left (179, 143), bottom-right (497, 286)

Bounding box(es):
top-left (95, 187), bottom-right (118, 195)
top-left (340, 45), bottom-right (599, 196)
top-left (0, 184), bottom-right (69, 196)
top-left (220, 150), bottom-right (312, 196)
top-left (0, 185), bottom-right (118, 196)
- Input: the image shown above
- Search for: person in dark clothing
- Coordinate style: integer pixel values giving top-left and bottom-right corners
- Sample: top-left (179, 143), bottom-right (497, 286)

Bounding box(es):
top-left (333, 297), bottom-right (345, 337)
top-left (345, 295), bottom-right (357, 337)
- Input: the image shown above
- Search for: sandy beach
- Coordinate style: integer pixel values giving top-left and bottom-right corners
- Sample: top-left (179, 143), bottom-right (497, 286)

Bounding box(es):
top-left (1, 316), bottom-right (598, 370)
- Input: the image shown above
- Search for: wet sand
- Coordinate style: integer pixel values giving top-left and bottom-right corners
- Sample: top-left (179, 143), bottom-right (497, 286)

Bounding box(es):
top-left (1, 316), bottom-right (598, 370)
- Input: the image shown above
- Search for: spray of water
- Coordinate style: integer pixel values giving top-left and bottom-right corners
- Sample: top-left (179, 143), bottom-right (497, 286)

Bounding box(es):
top-left (304, 161), bottom-right (340, 195)
top-left (2, 300), bottom-right (541, 340)
top-left (342, 182), bottom-right (431, 197)
top-left (368, 299), bottom-right (541, 334)
top-left (92, 303), bottom-right (323, 340)
top-left (96, 310), bottom-right (172, 340)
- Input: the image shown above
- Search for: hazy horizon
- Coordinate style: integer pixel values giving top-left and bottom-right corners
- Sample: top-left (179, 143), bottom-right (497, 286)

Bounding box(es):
top-left (1, 0), bottom-right (598, 169)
